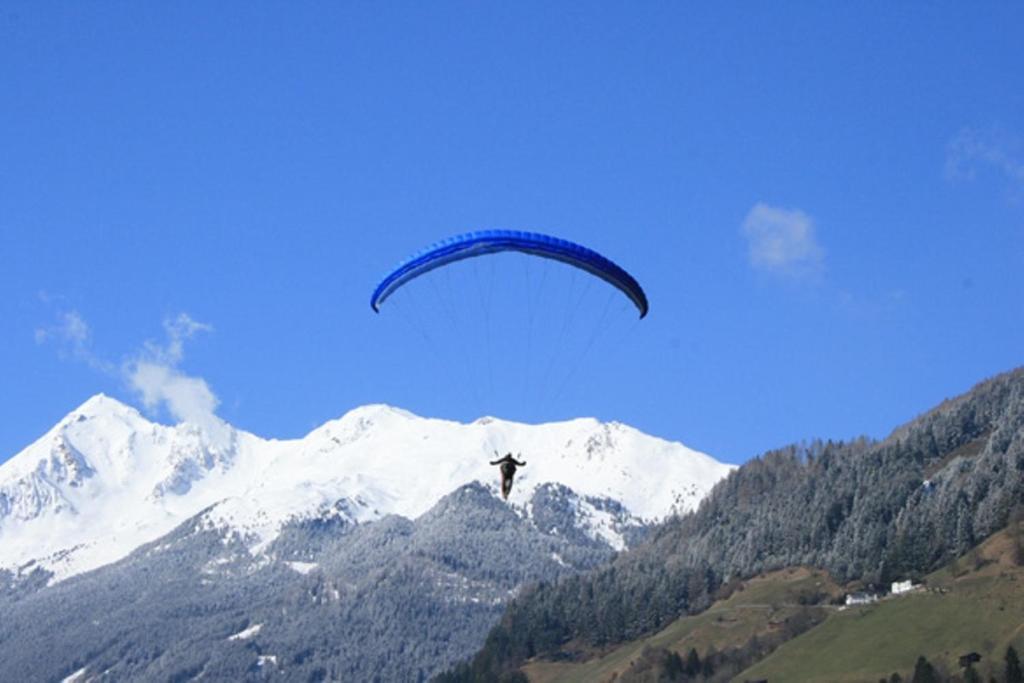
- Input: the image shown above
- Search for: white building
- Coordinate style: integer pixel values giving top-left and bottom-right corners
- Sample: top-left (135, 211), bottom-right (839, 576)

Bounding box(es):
top-left (891, 580), bottom-right (916, 595)
top-left (845, 592), bottom-right (878, 606)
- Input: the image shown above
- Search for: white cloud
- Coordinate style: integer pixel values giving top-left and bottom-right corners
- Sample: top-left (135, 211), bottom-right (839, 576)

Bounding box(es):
top-left (946, 127), bottom-right (1024, 194)
top-left (35, 308), bottom-right (225, 442)
top-left (34, 309), bottom-right (89, 346)
top-left (128, 362), bottom-right (221, 432)
top-left (741, 203), bottom-right (825, 279)
top-left (141, 313), bottom-right (214, 366)
top-left (34, 310), bottom-right (112, 373)
top-left (124, 314), bottom-right (227, 446)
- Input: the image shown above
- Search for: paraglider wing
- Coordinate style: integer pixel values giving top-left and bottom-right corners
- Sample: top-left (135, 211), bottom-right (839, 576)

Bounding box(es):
top-left (370, 230), bottom-right (649, 318)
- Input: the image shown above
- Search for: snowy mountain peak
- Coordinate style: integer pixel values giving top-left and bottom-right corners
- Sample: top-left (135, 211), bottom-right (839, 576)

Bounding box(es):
top-left (307, 403), bottom-right (420, 439)
top-left (72, 392), bottom-right (140, 419)
top-left (1, 399), bottom-right (735, 585)
top-left (340, 403), bottom-right (418, 421)
top-left (44, 394), bottom-right (149, 439)
top-left (330, 403), bottom-right (422, 426)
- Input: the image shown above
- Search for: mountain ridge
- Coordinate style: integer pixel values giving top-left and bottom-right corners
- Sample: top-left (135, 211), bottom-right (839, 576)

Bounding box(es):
top-left (0, 394), bottom-right (733, 584)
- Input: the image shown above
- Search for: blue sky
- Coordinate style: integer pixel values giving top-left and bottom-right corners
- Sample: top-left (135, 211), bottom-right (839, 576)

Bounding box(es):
top-left (2, 3), bottom-right (1022, 465)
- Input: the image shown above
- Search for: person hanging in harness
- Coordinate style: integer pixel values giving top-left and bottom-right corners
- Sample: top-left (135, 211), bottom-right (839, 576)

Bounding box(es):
top-left (490, 451), bottom-right (526, 500)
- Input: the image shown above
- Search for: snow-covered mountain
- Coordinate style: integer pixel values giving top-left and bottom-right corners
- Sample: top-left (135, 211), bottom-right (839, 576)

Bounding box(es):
top-left (0, 394), bottom-right (733, 584)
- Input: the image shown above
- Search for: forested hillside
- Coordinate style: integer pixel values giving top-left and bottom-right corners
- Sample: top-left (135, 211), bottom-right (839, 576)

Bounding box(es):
top-left (739, 521), bottom-right (1024, 682)
top-left (0, 483), bottom-right (633, 682)
top-left (439, 368), bottom-right (1024, 681)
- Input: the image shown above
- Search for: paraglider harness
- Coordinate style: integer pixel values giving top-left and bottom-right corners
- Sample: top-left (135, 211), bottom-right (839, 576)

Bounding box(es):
top-left (490, 451), bottom-right (526, 500)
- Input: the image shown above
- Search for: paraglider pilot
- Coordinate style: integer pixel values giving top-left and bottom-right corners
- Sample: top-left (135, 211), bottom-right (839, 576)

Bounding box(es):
top-left (490, 451), bottom-right (526, 500)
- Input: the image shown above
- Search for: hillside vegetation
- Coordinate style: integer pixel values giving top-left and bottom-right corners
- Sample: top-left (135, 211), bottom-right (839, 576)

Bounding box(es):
top-left (518, 520), bottom-right (1024, 683)
top-left (438, 368), bottom-right (1024, 682)
top-left (739, 520), bottom-right (1024, 682)
top-left (523, 567), bottom-right (842, 683)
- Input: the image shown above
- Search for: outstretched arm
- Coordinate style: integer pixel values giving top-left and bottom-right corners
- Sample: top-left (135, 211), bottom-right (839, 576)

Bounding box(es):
top-left (513, 458), bottom-right (526, 466)
top-left (489, 459), bottom-right (502, 465)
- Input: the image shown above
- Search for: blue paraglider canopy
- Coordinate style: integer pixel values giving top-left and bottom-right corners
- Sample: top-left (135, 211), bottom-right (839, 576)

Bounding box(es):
top-left (370, 230), bottom-right (648, 318)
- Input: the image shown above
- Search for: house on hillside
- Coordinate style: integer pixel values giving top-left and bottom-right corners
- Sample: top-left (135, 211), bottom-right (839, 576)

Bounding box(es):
top-left (891, 579), bottom-right (917, 595)
top-left (844, 592), bottom-right (878, 606)
top-left (959, 652), bottom-right (982, 667)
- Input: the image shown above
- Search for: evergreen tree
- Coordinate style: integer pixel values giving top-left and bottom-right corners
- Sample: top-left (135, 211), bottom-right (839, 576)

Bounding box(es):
top-left (911, 655), bottom-right (939, 683)
top-left (701, 644), bottom-right (715, 678)
top-left (1007, 645), bottom-right (1023, 683)
top-left (684, 647), bottom-right (701, 676)
top-left (663, 650), bottom-right (685, 680)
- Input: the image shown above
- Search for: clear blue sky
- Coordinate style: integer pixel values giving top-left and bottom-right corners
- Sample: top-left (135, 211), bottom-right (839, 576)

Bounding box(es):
top-left (2, 3), bottom-right (1022, 465)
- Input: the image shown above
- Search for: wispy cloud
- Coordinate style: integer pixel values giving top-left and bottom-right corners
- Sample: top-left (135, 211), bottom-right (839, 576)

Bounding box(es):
top-left (34, 309), bottom-right (113, 373)
top-left (124, 314), bottom-right (227, 446)
top-left (741, 202), bottom-right (825, 280)
top-left (34, 309), bottom-right (88, 346)
top-left (36, 307), bottom-right (227, 444)
top-left (946, 127), bottom-right (1024, 196)
top-left (137, 313), bottom-right (213, 367)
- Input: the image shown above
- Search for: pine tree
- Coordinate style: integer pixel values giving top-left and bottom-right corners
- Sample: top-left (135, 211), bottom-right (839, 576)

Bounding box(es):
top-left (1007, 645), bottom-right (1023, 683)
top-left (911, 655), bottom-right (939, 683)
top-left (701, 644), bottom-right (716, 678)
top-left (684, 647), bottom-right (701, 676)
top-left (661, 649), bottom-right (685, 680)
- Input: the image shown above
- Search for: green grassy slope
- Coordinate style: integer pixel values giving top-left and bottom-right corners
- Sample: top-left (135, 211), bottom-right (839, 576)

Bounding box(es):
top-left (523, 567), bottom-right (842, 683)
top-left (521, 523), bottom-right (1024, 683)
top-left (739, 526), bottom-right (1024, 682)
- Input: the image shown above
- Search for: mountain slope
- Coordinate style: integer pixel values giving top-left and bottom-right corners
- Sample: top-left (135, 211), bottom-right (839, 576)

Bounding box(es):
top-left (522, 566), bottom-right (842, 683)
top-left (738, 520), bottom-right (1024, 682)
top-left (0, 396), bottom-right (733, 681)
top-left (518, 521), bottom-right (1024, 683)
top-left (0, 482), bottom-right (666, 682)
top-left (0, 397), bottom-right (732, 584)
top-left (440, 367), bottom-right (1024, 681)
